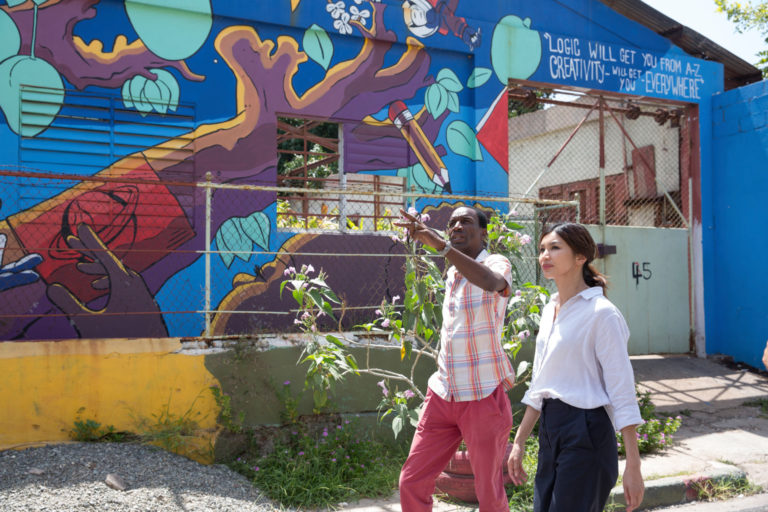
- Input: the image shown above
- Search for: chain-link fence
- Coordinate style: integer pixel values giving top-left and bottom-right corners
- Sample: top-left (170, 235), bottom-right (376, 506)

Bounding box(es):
top-left (508, 87), bottom-right (690, 230)
top-left (0, 168), bottom-right (577, 340)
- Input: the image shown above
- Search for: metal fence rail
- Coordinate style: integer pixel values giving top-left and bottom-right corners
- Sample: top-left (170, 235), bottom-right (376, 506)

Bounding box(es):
top-left (0, 167), bottom-right (578, 340)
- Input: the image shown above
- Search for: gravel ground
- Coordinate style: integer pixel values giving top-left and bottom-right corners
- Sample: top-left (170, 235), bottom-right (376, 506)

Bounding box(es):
top-left (0, 442), bottom-right (280, 511)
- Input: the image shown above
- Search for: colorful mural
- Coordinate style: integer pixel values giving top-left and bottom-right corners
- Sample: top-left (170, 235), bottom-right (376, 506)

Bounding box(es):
top-left (0, 0), bottom-right (720, 341)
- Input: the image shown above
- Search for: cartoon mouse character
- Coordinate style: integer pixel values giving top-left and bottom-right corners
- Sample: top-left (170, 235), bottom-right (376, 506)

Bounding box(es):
top-left (402, 0), bottom-right (481, 50)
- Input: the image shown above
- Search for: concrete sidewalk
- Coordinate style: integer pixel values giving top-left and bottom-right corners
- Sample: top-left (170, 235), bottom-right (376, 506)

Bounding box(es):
top-left (340, 355), bottom-right (768, 511)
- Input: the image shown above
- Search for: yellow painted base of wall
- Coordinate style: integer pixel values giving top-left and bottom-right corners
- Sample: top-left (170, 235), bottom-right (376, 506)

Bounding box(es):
top-left (0, 339), bottom-right (222, 464)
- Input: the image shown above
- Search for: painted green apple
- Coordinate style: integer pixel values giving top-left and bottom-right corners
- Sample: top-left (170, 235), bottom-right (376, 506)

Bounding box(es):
top-left (0, 55), bottom-right (64, 136)
top-left (491, 15), bottom-right (542, 84)
top-left (0, 10), bottom-right (21, 63)
top-left (125, 0), bottom-right (213, 61)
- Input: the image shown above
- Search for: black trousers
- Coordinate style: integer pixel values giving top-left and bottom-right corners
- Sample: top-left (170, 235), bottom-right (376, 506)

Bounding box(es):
top-left (534, 398), bottom-right (619, 512)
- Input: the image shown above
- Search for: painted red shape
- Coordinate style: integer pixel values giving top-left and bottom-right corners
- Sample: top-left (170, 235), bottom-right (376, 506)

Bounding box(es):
top-left (9, 163), bottom-right (194, 303)
top-left (477, 88), bottom-right (509, 172)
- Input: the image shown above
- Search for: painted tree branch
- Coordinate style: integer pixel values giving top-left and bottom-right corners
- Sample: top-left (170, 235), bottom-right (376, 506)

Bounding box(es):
top-left (5, 0), bottom-right (203, 90)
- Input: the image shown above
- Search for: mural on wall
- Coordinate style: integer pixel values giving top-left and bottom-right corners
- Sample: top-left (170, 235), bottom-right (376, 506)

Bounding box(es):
top-left (1, 0), bottom-right (717, 341)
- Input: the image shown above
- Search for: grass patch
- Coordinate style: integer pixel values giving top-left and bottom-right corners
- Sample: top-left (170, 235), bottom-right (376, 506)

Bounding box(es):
top-left (743, 397), bottom-right (768, 417)
top-left (229, 419), bottom-right (406, 509)
top-left (689, 475), bottom-right (762, 501)
top-left (70, 418), bottom-right (136, 443)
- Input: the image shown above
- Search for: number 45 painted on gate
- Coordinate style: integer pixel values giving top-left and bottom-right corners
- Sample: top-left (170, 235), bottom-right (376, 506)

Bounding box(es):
top-left (632, 262), bottom-right (652, 287)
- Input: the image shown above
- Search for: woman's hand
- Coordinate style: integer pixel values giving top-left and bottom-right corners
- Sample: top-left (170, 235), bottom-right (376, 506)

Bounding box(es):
top-left (507, 441), bottom-right (528, 485)
top-left (620, 425), bottom-right (645, 511)
top-left (622, 463), bottom-right (644, 511)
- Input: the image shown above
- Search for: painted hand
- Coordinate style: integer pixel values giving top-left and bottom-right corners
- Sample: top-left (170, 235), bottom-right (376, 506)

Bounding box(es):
top-left (46, 224), bottom-right (168, 338)
top-left (0, 234), bottom-right (43, 292)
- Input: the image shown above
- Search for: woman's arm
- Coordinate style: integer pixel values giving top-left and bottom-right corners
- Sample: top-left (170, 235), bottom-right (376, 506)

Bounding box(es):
top-left (620, 425), bottom-right (645, 512)
top-left (507, 405), bottom-right (541, 485)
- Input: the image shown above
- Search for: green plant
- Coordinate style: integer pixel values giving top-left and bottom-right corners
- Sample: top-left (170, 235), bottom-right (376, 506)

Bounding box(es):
top-left (281, 206), bottom-right (547, 439)
top-left (743, 397), bottom-right (768, 417)
top-left (136, 392), bottom-right (207, 457)
top-left (70, 418), bottom-right (130, 442)
top-left (229, 420), bottom-right (406, 509)
top-left (617, 388), bottom-right (682, 455)
top-left (210, 386), bottom-right (245, 434)
top-left (687, 475), bottom-right (762, 501)
top-left (275, 379), bottom-right (301, 424)
top-left (280, 264), bottom-right (357, 412)
top-left (70, 408), bottom-right (133, 442)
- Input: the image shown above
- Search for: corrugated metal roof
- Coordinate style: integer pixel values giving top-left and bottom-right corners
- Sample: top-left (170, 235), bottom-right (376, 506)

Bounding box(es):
top-left (598, 0), bottom-right (763, 89)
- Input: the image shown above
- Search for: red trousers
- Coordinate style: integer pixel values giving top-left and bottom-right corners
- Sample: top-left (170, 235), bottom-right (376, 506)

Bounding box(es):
top-left (399, 384), bottom-right (513, 511)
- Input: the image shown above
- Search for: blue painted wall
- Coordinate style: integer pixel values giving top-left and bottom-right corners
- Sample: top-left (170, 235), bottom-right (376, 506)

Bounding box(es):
top-left (708, 80), bottom-right (768, 367)
top-left (0, 0), bottom-right (723, 341)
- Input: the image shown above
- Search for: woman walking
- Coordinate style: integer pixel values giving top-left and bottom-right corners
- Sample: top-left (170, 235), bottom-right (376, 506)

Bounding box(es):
top-left (507, 223), bottom-right (645, 512)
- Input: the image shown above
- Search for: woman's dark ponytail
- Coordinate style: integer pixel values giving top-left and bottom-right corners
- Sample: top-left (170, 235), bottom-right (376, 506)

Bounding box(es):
top-left (583, 262), bottom-right (607, 290)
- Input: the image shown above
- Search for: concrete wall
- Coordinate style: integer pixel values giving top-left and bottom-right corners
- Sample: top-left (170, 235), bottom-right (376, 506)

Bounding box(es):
top-left (708, 80), bottom-right (768, 367)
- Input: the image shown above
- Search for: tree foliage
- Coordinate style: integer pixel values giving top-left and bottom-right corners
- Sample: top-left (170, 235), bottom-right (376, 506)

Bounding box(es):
top-left (715, 0), bottom-right (768, 77)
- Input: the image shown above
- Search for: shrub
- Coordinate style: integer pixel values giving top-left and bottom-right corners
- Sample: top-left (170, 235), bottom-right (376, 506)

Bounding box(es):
top-left (230, 420), bottom-right (405, 508)
top-left (617, 388), bottom-right (682, 455)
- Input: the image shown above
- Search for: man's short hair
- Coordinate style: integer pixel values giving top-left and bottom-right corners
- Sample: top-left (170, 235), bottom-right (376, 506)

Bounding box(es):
top-left (472, 207), bottom-right (489, 230)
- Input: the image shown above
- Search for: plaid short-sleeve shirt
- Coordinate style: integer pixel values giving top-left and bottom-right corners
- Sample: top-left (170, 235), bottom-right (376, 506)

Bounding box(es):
top-left (427, 250), bottom-right (515, 402)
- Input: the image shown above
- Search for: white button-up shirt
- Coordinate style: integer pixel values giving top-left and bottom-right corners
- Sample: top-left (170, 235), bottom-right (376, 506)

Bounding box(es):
top-left (522, 286), bottom-right (642, 431)
top-left (428, 250), bottom-right (514, 402)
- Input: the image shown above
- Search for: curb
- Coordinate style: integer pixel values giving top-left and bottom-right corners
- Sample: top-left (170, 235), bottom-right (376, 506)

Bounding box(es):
top-left (609, 462), bottom-right (746, 510)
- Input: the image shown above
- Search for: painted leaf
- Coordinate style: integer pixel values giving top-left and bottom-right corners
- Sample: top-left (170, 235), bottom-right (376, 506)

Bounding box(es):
top-left (215, 229), bottom-right (235, 268)
top-left (0, 10), bottom-right (21, 63)
top-left (396, 164), bottom-right (442, 194)
top-left (446, 120), bottom-right (483, 161)
top-left (425, 83), bottom-right (448, 118)
top-left (303, 24), bottom-right (333, 70)
top-left (142, 80), bottom-right (166, 114)
top-left (216, 217), bottom-right (253, 267)
top-left (137, 89), bottom-right (153, 116)
top-left (436, 68), bottom-right (463, 93)
top-left (151, 68), bottom-right (179, 112)
top-left (5, 0), bottom-right (26, 6)
top-left (129, 76), bottom-right (152, 113)
top-left (154, 78), bottom-right (172, 110)
top-left (125, 0), bottom-right (212, 61)
top-left (240, 211), bottom-right (270, 251)
top-left (121, 81), bottom-right (135, 109)
top-left (467, 67), bottom-right (492, 88)
top-left (446, 91), bottom-right (460, 113)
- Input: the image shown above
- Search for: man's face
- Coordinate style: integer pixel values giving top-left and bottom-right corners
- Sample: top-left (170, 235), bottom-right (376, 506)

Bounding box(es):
top-left (447, 207), bottom-right (485, 258)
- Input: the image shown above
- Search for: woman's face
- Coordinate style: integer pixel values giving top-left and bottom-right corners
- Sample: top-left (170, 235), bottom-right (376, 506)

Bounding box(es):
top-left (538, 231), bottom-right (587, 281)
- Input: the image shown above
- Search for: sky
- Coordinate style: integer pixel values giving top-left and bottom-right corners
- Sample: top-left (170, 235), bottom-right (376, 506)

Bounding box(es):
top-left (641, 0), bottom-right (765, 66)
